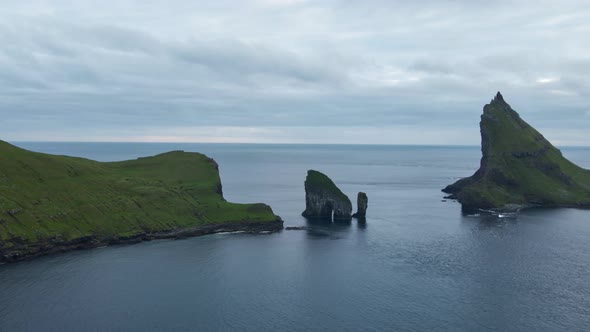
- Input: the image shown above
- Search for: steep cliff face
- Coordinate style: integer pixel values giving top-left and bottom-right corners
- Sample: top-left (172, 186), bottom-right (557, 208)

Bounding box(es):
top-left (302, 170), bottom-right (352, 220)
top-left (443, 92), bottom-right (590, 212)
top-left (0, 141), bottom-right (282, 263)
top-left (352, 192), bottom-right (368, 218)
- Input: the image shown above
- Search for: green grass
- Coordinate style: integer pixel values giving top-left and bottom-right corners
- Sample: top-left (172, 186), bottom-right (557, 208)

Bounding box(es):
top-left (444, 93), bottom-right (590, 210)
top-left (0, 141), bottom-right (279, 247)
top-left (305, 170), bottom-right (350, 202)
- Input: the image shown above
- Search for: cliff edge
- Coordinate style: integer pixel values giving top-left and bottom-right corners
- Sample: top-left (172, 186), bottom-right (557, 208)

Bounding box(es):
top-left (0, 141), bottom-right (282, 263)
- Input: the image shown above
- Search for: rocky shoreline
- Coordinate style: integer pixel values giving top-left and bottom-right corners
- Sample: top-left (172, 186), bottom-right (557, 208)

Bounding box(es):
top-left (0, 218), bottom-right (283, 264)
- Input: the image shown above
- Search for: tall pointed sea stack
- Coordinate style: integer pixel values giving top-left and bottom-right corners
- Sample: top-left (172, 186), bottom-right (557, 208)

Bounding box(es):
top-left (302, 170), bottom-right (352, 220)
top-left (443, 92), bottom-right (590, 212)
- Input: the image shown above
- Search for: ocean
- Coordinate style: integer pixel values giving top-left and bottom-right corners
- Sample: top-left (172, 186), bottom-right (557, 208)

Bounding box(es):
top-left (1, 143), bottom-right (590, 331)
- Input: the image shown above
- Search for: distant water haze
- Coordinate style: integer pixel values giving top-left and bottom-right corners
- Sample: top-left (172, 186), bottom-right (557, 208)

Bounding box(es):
top-left (1, 143), bottom-right (590, 331)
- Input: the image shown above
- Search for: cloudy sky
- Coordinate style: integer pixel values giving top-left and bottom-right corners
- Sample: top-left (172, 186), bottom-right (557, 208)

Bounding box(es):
top-left (1, 0), bottom-right (590, 145)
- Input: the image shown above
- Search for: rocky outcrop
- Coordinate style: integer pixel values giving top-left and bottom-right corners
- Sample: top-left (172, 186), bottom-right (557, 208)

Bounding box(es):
top-left (0, 220), bottom-right (283, 264)
top-left (352, 192), bottom-right (368, 218)
top-left (302, 170), bottom-right (352, 220)
top-left (285, 226), bottom-right (308, 231)
top-left (442, 92), bottom-right (590, 212)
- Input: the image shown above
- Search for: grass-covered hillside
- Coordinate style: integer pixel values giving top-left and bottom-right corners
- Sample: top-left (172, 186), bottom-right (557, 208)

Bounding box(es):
top-left (0, 141), bottom-right (281, 262)
top-left (304, 170), bottom-right (350, 203)
top-left (443, 92), bottom-right (590, 212)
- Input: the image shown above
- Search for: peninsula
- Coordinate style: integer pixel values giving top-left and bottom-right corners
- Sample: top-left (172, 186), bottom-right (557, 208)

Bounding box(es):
top-left (443, 92), bottom-right (590, 212)
top-left (0, 141), bottom-right (282, 263)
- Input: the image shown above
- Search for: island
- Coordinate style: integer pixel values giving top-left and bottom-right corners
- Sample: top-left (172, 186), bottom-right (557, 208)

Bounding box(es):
top-left (302, 170), bottom-right (353, 221)
top-left (0, 141), bottom-right (282, 263)
top-left (443, 92), bottom-right (590, 212)
top-left (352, 192), bottom-right (368, 219)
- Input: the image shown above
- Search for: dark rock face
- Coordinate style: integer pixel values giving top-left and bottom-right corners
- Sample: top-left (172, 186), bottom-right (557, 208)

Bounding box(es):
top-left (0, 220), bottom-right (283, 264)
top-left (302, 170), bottom-right (352, 221)
top-left (285, 226), bottom-right (308, 231)
top-left (352, 192), bottom-right (368, 218)
top-left (442, 92), bottom-right (590, 212)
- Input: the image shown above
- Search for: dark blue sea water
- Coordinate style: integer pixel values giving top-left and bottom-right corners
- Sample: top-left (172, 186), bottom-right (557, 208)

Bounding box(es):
top-left (2, 143), bottom-right (590, 331)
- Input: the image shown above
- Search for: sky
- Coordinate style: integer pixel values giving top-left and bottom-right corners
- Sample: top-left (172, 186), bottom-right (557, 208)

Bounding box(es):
top-left (1, 0), bottom-right (590, 145)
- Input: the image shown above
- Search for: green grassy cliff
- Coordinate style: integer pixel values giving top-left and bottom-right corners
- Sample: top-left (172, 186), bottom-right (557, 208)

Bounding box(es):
top-left (443, 92), bottom-right (590, 212)
top-left (0, 141), bottom-right (282, 262)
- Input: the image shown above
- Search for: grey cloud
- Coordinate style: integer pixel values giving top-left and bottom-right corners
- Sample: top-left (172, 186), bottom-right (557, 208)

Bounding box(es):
top-left (409, 60), bottom-right (454, 75)
top-left (1, 0), bottom-right (590, 144)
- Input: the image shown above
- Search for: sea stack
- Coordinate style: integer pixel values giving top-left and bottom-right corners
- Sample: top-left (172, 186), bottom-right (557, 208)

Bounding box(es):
top-left (302, 170), bottom-right (352, 220)
top-left (443, 92), bottom-right (590, 212)
top-left (352, 192), bottom-right (368, 218)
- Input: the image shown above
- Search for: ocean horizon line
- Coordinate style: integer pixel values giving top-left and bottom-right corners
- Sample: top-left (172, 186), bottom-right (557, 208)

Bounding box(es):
top-left (9, 141), bottom-right (590, 149)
